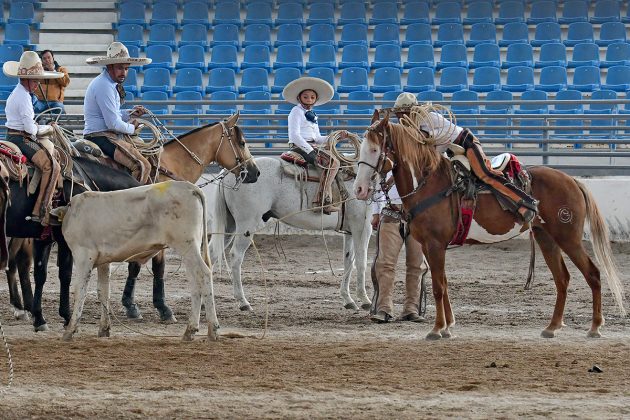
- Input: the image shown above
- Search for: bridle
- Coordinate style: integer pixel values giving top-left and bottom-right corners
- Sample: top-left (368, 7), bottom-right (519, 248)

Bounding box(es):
top-left (357, 120), bottom-right (395, 179)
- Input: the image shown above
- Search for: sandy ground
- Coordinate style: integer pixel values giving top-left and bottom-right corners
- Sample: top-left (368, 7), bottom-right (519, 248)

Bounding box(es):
top-left (0, 235), bottom-right (629, 419)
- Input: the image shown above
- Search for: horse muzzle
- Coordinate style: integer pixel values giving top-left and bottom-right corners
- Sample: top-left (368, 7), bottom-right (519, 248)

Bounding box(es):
top-left (241, 162), bottom-right (260, 184)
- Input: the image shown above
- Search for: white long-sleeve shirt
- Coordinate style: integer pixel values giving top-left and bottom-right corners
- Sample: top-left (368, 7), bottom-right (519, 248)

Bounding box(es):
top-left (83, 70), bottom-right (134, 135)
top-left (5, 83), bottom-right (50, 136)
top-left (372, 171), bottom-right (402, 215)
top-left (418, 111), bottom-right (463, 153)
top-left (287, 104), bottom-right (328, 154)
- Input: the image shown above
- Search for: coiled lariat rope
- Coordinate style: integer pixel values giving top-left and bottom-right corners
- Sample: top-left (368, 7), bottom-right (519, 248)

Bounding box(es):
top-left (327, 130), bottom-right (362, 168)
top-left (0, 317), bottom-right (14, 394)
top-left (399, 103), bottom-right (459, 146)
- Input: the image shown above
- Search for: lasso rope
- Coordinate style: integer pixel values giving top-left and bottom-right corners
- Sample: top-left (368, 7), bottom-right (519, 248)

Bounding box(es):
top-left (0, 317), bottom-right (14, 395)
top-left (400, 103), bottom-right (459, 146)
top-left (327, 130), bottom-right (362, 168)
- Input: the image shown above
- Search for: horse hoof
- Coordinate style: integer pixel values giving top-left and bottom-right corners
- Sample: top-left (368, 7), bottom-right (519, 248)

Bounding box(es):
top-left (125, 304), bottom-right (143, 320)
top-left (344, 302), bottom-right (359, 310)
top-left (208, 325), bottom-right (220, 341)
top-left (34, 323), bottom-right (49, 332)
top-left (161, 315), bottom-right (178, 324)
top-left (587, 330), bottom-right (602, 339)
top-left (441, 330), bottom-right (453, 339)
top-left (98, 329), bottom-right (110, 338)
top-left (14, 310), bottom-right (29, 321)
top-left (239, 304), bottom-right (253, 312)
top-left (361, 302), bottom-right (372, 311)
top-left (62, 332), bottom-right (73, 341)
top-left (426, 331), bottom-right (442, 340)
top-left (541, 329), bottom-right (555, 338)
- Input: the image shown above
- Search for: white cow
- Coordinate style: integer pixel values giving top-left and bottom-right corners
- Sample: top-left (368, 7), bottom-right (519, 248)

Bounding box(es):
top-left (61, 180), bottom-right (219, 342)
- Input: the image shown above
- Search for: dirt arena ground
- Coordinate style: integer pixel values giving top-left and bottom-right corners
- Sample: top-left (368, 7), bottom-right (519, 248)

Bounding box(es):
top-left (0, 235), bottom-right (629, 419)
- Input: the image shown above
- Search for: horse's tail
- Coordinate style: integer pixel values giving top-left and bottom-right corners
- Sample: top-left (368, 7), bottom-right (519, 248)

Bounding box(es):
top-left (0, 176), bottom-right (9, 271)
top-left (209, 183), bottom-right (229, 271)
top-left (193, 185), bottom-right (211, 269)
top-left (576, 179), bottom-right (626, 317)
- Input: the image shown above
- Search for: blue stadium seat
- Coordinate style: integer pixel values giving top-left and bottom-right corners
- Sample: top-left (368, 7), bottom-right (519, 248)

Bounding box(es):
top-left (276, 24), bottom-right (305, 49)
top-left (275, 3), bottom-right (305, 26)
top-left (141, 91), bottom-right (169, 115)
top-left (451, 89), bottom-right (479, 128)
top-left (432, 1), bottom-right (461, 25)
top-left (502, 43), bottom-right (533, 68)
top-left (278, 0), bottom-right (305, 5)
top-left (143, 45), bottom-right (174, 73)
top-left (564, 22), bottom-right (594, 47)
top-left (308, 23), bottom-right (337, 49)
top-left (495, 1), bottom-right (525, 24)
top-left (338, 2), bottom-right (367, 26)
top-left (210, 24), bottom-right (240, 50)
top-left (434, 23), bottom-right (464, 47)
top-left (585, 89), bottom-right (617, 139)
top-left (116, 2), bottom-right (146, 28)
top-left (470, 66), bottom-right (501, 92)
top-left (0, 44), bottom-right (23, 63)
top-left (417, 90), bottom-right (443, 103)
top-left (370, 23), bottom-right (400, 48)
top-left (402, 23), bottom-right (432, 47)
top-left (405, 67), bottom-right (435, 92)
top-left (0, 72), bottom-right (17, 92)
top-left (537, 66), bottom-right (568, 92)
top-left (463, 1), bottom-right (493, 25)
top-left (370, 2), bottom-right (398, 25)
top-left (207, 45), bottom-right (239, 72)
top-left (338, 23), bottom-right (368, 48)
top-left (242, 24), bottom-right (272, 50)
top-left (307, 3), bottom-right (336, 26)
top-left (244, 2), bottom-right (273, 27)
top-left (172, 91), bottom-right (203, 135)
top-left (504, 66), bottom-right (535, 91)
top-left (466, 22), bottom-right (496, 47)
top-left (8, 2), bottom-right (37, 27)
top-left (117, 24), bottom-right (144, 49)
top-left (527, 1), bottom-right (557, 25)
top-left (590, 0), bottom-right (620, 24)
top-left (499, 22), bottom-right (528, 47)
top-left (149, 2), bottom-right (178, 28)
top-left (481, 90), bottom-right (513, 139)
top-left (401, 1), bottom-right (430, 25)
top-left (602, 65), bottom-right (630, 91)
top-left (239, 68), bottom-right (270, 93)
top-left (338, 67), bottom-right (369, 93)
top-left (550, 89), bottom-right (583, 139)
top-left (404, 44), bottom-right (436, 69)
top-left (437, 67), bottom-right (468, 92)
top-left (536, 42), bottom-right (567, 68)
top-left (140, 67), bottom-right (171, 95)
top-left (126, 45), bottom-right (141, 58)
top-left (436, 43), bottom-right (468, 70)
top-left (273, 45), bottom-right (305, 72)
top-left (181, 1), bottom-right (211, 28)
top-left (558, 0), bottom-right (589, 24)
top-left (470, 43), bottom-right (500, 68)
top-left (213, 2), bottom-right (242, 27)
top-left (307, 67), bottom-right (336, 89)
top-left (571, 65), bottom-right (601, 91)
top-left (567, 43), bottom-right (599, 68)
top-left (207, 91), bottom-right (237, 115)
top-left (597, 22), bottom-right (626, 46)
top-left (242, 91), bottom-right (271, 115)
top-left (179, 24), bottom-right (209, 49)
top-left (175, 45), bottom-right (206, 70)
top-left (122, 67), bottom-right (139, 95)
top-left (173, 68), bottom-right (204, 94)
top-left (371, 67), bottom-right (402, 93)
top-left (274, 93), bottom-right (295, 128)
top-left (515, 90), bottom-right (548, 139)
top-left (241, 45), bottom-right (271, 72)
top-left (206, 68), bottom-right (238, 94)
top-left (345, 90), bottom-right (374, 114)
top-left (272, 67), bottom-right (301, 93)
top-left (316, 91), bottom-right (341, 127)
top-left (147, 24), bottom-right (177, 50)
top-left (618, 92), bottom-right (630, 135)
top-left (306, 44), bottom-right (337, 70)
top-left (372, 44), bottom-right (402, 70)
top-left (531, 22), bottom-right (562, 47)
top-left (602, 42), bottom-right (630, 68)
top-left (381, 90), bottom-right (402, 108)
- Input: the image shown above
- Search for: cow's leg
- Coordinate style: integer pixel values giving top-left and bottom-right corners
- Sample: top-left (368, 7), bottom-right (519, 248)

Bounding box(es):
top-left (31, 240), bottom-right (52, 331)
top-left (63, 254), bottom-right (94, 341)
top-left (56, 233), bottom-right (73, 326)
top-left (229, 234), bottom-right (254, 311)
top-left (96, 264), bottom-right (112, 338)
top-left (122, 262), bottom-right (143, 320)
top-left (179, 251), bottom-right (204, 341)
top-left (151, 252), bottom-right (176, 323)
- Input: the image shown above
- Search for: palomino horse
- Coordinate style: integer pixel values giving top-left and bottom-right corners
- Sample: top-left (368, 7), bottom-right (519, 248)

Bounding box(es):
top-left (207, 157), bottom-right (373, 311)
top-left (354, 112), bottom-right (626, 339)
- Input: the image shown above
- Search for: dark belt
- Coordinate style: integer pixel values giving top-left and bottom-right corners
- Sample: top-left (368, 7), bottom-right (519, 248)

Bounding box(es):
top-left (386, 204), bottom-right (401, 212)
top-left (7, 130), bottom-right (31, 137)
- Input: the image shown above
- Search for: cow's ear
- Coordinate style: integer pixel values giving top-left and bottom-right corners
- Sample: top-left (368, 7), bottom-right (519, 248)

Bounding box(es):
top-left (370, 109), bottom-right (380, 124)
top-left (226, 111), bottom-right (239, 127)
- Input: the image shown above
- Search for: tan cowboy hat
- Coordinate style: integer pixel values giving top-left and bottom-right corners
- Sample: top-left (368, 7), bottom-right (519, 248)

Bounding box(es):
top-left (2, 51), bottom-right (64, 79)
top-left (86, 42), bottom-right (152, 66)
top-left (282, 77), bottom-right (334, 106)
top-left (392, 92), bottom-right (418, 112)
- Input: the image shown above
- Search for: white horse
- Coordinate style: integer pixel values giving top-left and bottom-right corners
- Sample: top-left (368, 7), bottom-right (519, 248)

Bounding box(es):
top-left (206, 157), bottom-right (373, 311)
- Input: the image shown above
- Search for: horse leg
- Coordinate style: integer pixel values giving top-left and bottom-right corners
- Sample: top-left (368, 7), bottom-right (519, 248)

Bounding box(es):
top-left (424, 243), bottom-right (448, 340)
top-left (122, 262), bottom-right (143, 320)
top-left (63, 255), bottom-right (94, 341)
top-left (151, 252), bottom-right (177, 323)
top-left (440, 282), bottom-right (456, 338)
top-left (340, 235), bottom-right (359, 310)
top-left (97, 264), bottom-right (112, 338)
top-left (532, 226), bottom-right (570, 338)
top-left (31, 240), bottom-right (52, 332)
top-left (56, 234), bottom-right (73, 326)
top-left (355, 224), bottom-right (373, 310)
top-left (7, 243), bottom-right (25, 318)
top-left (16, 240), bottom-right (34, 316)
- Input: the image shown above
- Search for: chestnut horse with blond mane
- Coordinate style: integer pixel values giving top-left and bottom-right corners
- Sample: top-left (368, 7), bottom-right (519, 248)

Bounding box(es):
top-left (354, 112), bottom-right (626, 340)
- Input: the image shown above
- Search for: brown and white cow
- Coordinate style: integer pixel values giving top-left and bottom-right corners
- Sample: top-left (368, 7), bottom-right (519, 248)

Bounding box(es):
top-left (60, 180), bottom-right (219, 342)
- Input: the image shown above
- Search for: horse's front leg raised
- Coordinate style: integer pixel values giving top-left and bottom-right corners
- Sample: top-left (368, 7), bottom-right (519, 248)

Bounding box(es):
top-left (151, 252), bottom-right (176, 323)
top-left (424, 244), bottom-right (449, 340)
top-left (122, 262), bottom-right (143, 319)
top-left (31, 239), bottom-right (53, 331)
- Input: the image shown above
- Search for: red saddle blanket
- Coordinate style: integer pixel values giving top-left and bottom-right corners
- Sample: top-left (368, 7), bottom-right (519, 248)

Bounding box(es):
top-left (0, 144), bottom-right (27, 164)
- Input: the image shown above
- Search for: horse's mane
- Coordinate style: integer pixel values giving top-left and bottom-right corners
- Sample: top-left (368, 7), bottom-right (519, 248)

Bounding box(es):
top-left (387, 121), bottom-right (442, 176)
top-left (163, 121), bottom-right (244, 146)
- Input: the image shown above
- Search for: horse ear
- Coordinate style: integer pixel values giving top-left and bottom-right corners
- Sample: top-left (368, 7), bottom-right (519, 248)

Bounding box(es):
top-left (226, 110), bottom-right (240, 127)
top-left (370, 109), bottom-right (380, 124)
top-left (378, 111), bottom-right (389, 128)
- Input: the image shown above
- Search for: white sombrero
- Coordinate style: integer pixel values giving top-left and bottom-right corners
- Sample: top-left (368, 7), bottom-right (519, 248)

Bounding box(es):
top-left (282, 77), bottom-right (334, 106)
top-left (392, 92), bottom-right (418, 112)
top-left (86, 42), bottom-right (152, 66)
top-left (2, 51), bottom-right (64, 79)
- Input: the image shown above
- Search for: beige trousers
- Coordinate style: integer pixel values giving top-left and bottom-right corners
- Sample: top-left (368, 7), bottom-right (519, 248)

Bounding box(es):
top-left (30, 148), bottom-right (61, 225)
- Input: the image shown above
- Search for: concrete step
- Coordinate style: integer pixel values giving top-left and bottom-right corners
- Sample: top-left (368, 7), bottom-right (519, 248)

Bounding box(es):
top-left (39, 33), bottom-right (114, 45)
top-left (64, 105), bottom-right (85, 115)
top-left (41, 2), bottom-right (116, 10)
top-left (65, 65), bottom-right (102, 75)
top-left (65, 89), bottom-right (88, 99)
top-left (41, 11), bottom-right (117, 23)
top-left (54, 54), bottom-right (96, 66)
top-left (40, 23), bottom-right (114, 31)
top-left (38, 44), bottom-right (110, 53)
top-left (66, 77), bottom-right (93, 90)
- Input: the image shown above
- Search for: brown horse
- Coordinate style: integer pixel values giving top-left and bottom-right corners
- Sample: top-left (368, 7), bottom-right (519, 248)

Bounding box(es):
top-left (354, 112), bottom-right (626, 340)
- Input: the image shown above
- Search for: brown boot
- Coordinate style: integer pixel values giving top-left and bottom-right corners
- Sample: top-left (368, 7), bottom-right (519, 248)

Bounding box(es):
top-left (29, 148), bottom-right (61, 226)
top-left (113, 142), bottom-right (151, 184)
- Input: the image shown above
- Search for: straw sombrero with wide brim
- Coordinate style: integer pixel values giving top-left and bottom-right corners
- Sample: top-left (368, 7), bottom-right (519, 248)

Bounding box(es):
top-left (391, 92), bottom-right (418, 112)
top-left (3, 51), bottom-right (64, 79)
top-left (86, 42), bottom-right (152, 66)
top-left (282, 77), bottom-right (334, 106)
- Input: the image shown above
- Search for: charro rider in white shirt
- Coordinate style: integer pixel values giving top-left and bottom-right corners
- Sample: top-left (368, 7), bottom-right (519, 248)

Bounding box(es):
top-left (3, 51), bottom-right (64, 225)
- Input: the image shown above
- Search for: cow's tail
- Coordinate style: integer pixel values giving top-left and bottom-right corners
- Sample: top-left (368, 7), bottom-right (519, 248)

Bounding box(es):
top-left (0, 176), bottom-right (9, 271)
top-left (209, 183), bottom-right (229, 272)
top-left (576, 179), bottom-right (626, 316)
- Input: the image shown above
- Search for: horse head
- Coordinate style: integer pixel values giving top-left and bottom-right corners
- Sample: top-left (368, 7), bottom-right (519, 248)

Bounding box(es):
top-left (216, 111), bottom-right (260, 184)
